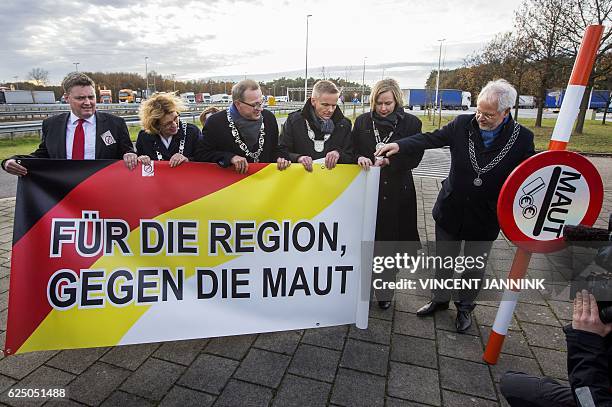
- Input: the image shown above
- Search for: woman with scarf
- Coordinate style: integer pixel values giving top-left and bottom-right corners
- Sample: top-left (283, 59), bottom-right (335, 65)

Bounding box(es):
top-left (129, 92), bottom-right (202, 168)
top-left (352, 78), bottom-right (423, 309)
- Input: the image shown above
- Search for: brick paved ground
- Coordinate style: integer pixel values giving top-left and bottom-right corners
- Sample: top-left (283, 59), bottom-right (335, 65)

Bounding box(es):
top-left (0, 172), bottom-right (609, 407)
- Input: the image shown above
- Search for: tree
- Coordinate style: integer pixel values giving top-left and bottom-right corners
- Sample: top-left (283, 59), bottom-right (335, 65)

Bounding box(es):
top-left (515, 0), bottom-right (569, 127)
top-left (559, 0), bottom-right (612, 133)
top-left (28, 68), bottom-right (49, 86)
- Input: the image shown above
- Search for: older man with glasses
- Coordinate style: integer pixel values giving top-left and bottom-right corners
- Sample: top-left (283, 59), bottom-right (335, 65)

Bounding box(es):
top-left (197, 79), bottom-right (287, 173)
top-left (376, 79), bottom-right (535, 333)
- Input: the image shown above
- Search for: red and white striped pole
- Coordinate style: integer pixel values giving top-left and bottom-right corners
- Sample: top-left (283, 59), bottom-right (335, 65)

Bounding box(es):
top-left (483, 24), bottom-right (604, 365)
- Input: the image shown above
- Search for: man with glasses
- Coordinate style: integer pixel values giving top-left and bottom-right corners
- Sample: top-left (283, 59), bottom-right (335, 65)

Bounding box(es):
top-left (376, 79), bottom-right (535, 333)
top-left (278, 80), bottom-right (353, 171)
top-left (2, 72), bottom-right (135, 175)
top-left (198, 79), bottom-right (287, 173)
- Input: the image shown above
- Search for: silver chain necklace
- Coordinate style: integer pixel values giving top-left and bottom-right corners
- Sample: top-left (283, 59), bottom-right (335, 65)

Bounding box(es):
top-left (227, 110), bottom-right (265, 162)
top-left (468, 121), bottom-right (520, 187)
top-left (372, 120), bottom-right (394, 151)
top-left (305, 120), bottom-right (330, 153)
top-left (155, 121), bottom-right (187, 161)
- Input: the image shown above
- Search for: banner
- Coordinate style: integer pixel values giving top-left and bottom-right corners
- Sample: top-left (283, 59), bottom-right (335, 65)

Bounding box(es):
top-left (4, 160), bottom-right (379, 355)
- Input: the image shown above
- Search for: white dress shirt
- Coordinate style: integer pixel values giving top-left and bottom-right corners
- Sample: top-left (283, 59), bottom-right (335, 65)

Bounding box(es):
top-left (66, 112), bottom-right (96, 159)
top-left (160, 135), bottom-right (173, 149)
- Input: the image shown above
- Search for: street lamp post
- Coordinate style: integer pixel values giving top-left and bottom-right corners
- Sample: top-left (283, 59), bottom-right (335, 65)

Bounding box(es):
top-left (304, 14), bottom-right (312, 102)
top-left (361, 57), bottom-right (367, 113)
top-left (73, 62), bottom-right (80, 72)
top-left (172, 73), bottom-right (176, 92)
top-left (434, 39), bottom-right (445, 113)
top-left (145, 57), bottom-right (149, 99)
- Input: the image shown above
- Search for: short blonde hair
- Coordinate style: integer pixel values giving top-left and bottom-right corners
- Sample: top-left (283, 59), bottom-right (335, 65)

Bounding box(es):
top-left (139, 92), bottom-right (186, 134)
top-left (370, 78), bottom-right (404, 111)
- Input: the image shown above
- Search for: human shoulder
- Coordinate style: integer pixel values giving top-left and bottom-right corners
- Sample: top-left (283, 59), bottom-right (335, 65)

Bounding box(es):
top-left (286, 109), bottom-right (304, 124)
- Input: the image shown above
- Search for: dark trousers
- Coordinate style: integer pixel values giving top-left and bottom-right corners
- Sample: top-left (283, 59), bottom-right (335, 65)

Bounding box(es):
top-left (431, 223), bottom-right (493, 312)
top-left (501, 371), bottom-right (575, 406)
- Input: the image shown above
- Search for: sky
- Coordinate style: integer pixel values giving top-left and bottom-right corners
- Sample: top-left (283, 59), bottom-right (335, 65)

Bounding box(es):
top-left (0, 0), bottom-right (524, 88)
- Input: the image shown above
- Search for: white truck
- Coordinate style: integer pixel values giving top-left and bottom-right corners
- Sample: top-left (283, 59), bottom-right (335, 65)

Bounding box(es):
top-left (180, 92), bottom-right (196, 104)
top-left (517, 95), bottom-right (535, 109)
top-left (211, 94), bottom-right (231, 104)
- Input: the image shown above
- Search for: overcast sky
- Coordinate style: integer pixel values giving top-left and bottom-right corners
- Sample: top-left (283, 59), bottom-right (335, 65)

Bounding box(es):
top-left (0, 0), bottom-right (524, 88)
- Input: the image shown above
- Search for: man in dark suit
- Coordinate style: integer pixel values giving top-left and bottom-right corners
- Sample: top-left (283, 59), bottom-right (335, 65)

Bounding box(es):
top-left (2, 72), bottom-right (135, 176)
top-left (196, 79), bottom-right (286, 173)
top-left (376, 79), bottom-right (535, 333)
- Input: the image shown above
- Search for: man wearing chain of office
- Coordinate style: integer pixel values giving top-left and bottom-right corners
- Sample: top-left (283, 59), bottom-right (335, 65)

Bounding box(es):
top-left (377, 79), bottom-right (535, 333)
top-left (198, 79), bottom-right (288, 172)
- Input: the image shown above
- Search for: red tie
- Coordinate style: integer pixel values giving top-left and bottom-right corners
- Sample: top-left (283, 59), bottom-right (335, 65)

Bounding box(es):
top-left (72, 119), bottom-right (85, 160)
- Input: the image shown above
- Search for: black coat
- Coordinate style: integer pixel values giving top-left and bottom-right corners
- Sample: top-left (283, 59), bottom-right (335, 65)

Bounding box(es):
top-left (135, 121), bottom-right (201, 161)
top-left (196, 108), bottom-right (282, 166)
top-left (352, 110), bottom-right (423, 246)
top-left (564, 325), bottom-right (612, 405)
top-left (396, 114), bottom-right (535, 241)
top-left (279, 99), bottom-right (353, 163)
top-left (3, 111), bottom-right (134, 168)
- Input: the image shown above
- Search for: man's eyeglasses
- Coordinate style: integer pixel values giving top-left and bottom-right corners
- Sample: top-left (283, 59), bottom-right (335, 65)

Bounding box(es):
top-left (475, 110), bottom-right (498, 120)
top-left (240, 99), bottom-right (265, 110)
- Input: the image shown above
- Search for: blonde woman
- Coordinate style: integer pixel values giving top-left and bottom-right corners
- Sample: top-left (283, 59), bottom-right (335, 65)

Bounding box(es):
top-left (352, 78), bottom-right (423, 309)
top-left (127, 92), bottom-right (202, 168)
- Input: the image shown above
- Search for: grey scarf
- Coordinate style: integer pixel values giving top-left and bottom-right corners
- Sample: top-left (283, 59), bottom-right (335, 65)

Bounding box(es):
top-left (230, 103), bottom-right (263, 148)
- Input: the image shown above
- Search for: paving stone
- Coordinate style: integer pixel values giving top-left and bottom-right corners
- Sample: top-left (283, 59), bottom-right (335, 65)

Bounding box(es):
top-left (385, 397), bottom-right (430, 406)
top-left (330, 368), bottom-right (385, 407)
top-left (434, 309), bottom-right (479, 336)
top-left (234, 348), bottom-right (290, 388)
top-left (152, 339), bottom-right (207, 366)
top-left (159, 385), bottom-right (215, 407)
top-left (272, 374), bottom-right (331, 407)
top-left (120, 357), bottom-right (185, 401)
top-left (100, 343), bottom-right (160, 371)
top-left (0, 291), bottom-right (7, 311)
top-left (0, 350), bottom-right (57, 380)
top-left (214, 379), bottom-right (272, 407)
top-left (67, 362), bottom-right (130, 406)
top-left (339, 339), bottom-right (389, 376)
top-left (46, 347), bottom-right (109, 375)
top-left (514, 302), bottom-right (560, 326)
top-left (177, 353), bottom-right (238, 395)
top-left (439, 356), bottom-right (496, 400)
top-left (100, 391), bottom-right (154, 407)
top-left (287, 344), bottom-right (341, 383)
top-left (204, 334), bottom-right (255, 360)
top-left (479, 326), bottom-right (532, 358)
top-left (489, 354), bottom-right (542, 383)
top-left (0, 366), bottom-right (73, 407)
top-left (390, 334), bottom-right (437, 369)
top-left (473, 305), bottom-right (518, 329)
top-left (387, 362), bottom-right (440, 406)
top-left (394, 311), bottom-right (434, 339)
top-left (301, 326), bottom-right (347, 350)
top-left (253, 330), bottom-right (301, 355)
top-left (0, 374), bottom-right (15, 395)
top-left (0, 308), bottom-right (7, 330)
top-left (441, 390), bottom-right (499, 406)
top-left (44, 399), bottom-right (89, 407)
top-left (0, 277), bottom-right (8, 294)
top-left (437, 330), bottom-right (484, 363)
top-left (348, 318), bottom-right (391, 345)
top-left (532, 347), bottom-right (568, 380)
top-left (521, 322), bottom-right (567, 351)
top-left (515, 288), bottom-right (547, 305)
top-left (548, 300), bottom-right (573, 321)
top-left (368, 301), bottom-right (394, 321)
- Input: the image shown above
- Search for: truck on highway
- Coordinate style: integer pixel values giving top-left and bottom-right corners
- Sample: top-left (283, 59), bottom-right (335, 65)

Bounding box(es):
top-left (181, 92), bottom-right (196, 104)
top-left (211, 94), bottom-right (231, 104)
top-left (545, 89), bottom-right (611, 110)
top-left (0, 90), bottom-right (56, 104)
top-left (118, 89), bottom-right (138, 103)
top-left (196, 93), bottom-right (211, 103)
top-left (517, 95), bottom-right (535, 109)
top-left (402, 88), bottom-right (471, 110)
top-left (99, 89), bottom-right (112, 104)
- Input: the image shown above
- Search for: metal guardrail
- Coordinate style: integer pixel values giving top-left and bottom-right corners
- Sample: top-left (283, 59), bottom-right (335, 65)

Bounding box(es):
top-left (0, 105), bottom-right (308, 138)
